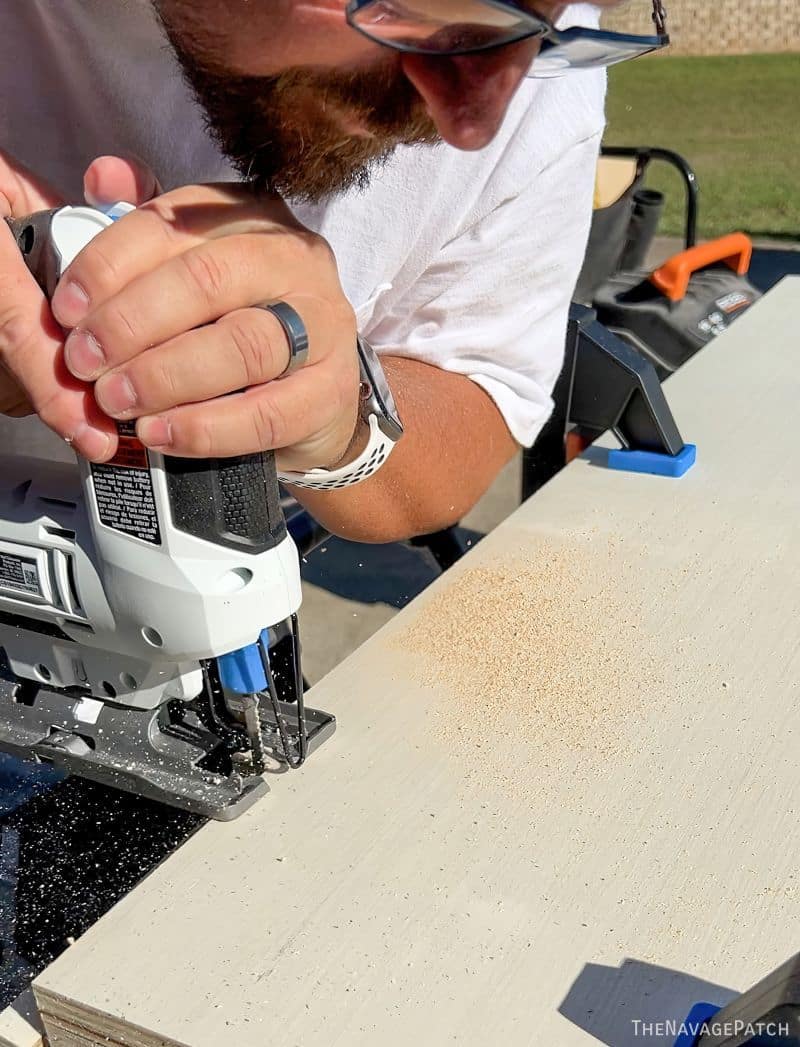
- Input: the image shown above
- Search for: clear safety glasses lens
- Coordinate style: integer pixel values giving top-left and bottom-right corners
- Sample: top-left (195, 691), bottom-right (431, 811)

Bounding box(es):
top-left (348, 0), bottom-right (548, 55)
top-left (528, 28), bottom-right (668, 78)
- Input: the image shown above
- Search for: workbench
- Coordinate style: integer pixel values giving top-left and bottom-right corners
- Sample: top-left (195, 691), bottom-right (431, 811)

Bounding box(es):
top-left (15, 280), bottom-right (800, 1046)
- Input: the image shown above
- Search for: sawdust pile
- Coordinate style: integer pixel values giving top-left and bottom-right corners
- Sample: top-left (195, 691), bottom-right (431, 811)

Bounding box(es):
top-left (396, 536), bottom-right (669, 790)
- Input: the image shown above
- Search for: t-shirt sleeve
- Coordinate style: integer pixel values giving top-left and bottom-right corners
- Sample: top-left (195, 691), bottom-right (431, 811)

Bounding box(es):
top-left (362, 130), bottom-right (603, 448)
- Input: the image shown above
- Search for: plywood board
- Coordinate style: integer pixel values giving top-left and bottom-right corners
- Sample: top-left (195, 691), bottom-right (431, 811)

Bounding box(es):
top-left (0, 990), bottom-right (44, 1047)
top-left (33, 281), bottom-right (800, 1046)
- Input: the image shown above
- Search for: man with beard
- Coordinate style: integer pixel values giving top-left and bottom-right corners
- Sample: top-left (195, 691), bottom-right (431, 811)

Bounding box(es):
top-left (0, 1), bottom-right (659, 542)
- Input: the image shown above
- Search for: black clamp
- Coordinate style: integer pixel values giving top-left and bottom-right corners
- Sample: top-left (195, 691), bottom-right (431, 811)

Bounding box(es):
top-left (523, 305), bottom-right (696, 500)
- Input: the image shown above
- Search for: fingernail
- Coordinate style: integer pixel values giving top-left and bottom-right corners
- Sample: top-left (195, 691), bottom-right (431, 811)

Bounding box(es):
top-left (65, 330), bottom-right (106, 380)
top-left (52, 280), bottom-right (91, 325)
top-left (97, 373), bottom-right (137, 417)
top-left (71, 423), bottom-right (112, 462)
top-left (138, 416), bottom-right (172, 449)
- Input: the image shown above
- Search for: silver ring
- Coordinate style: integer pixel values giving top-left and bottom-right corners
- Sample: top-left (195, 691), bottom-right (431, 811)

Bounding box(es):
top-left (262, 301), bottom-right (310, 377)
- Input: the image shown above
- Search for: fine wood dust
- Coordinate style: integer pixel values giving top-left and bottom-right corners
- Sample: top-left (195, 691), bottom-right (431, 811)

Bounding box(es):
top-left (395, 535), bottom-right (672, 794)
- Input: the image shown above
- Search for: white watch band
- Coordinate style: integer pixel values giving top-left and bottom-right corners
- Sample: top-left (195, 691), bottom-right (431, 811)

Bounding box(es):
top-left (278, 416), bottom-right (396, 491)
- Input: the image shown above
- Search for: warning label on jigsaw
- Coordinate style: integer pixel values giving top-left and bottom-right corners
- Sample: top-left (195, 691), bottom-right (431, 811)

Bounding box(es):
top-left (0, 552), bottom-right (42, 597)
top-left (107, 420), bottom-right (150, 470)
top-left (93, 465), bottom-right (161, 546)
top-left (91, 422), bottom-right (161, 544)
top-left (93, 465), bottom-right (161, 544)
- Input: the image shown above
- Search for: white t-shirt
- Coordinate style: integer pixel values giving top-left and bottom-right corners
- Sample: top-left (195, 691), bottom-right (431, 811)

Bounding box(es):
top-left (0, 1), bottom-right (605, 461)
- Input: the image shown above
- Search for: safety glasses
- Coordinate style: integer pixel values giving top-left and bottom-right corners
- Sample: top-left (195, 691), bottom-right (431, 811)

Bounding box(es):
top-left (346, 0), bottom-right (670, 78)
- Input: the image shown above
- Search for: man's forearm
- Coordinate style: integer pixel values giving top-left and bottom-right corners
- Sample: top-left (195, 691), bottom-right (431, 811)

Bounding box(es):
top-left (289, 355), bottom-right (519, 544)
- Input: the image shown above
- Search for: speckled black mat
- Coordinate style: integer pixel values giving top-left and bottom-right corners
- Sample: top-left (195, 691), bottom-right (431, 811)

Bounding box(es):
top-left (0, 756), bottom-right (202, 1010)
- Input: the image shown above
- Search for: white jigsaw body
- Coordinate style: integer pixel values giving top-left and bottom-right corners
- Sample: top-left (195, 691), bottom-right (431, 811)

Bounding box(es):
top-left (0, 450), bottom-right (301, 711)
top-left (0, 205), bottom-right (333, 819)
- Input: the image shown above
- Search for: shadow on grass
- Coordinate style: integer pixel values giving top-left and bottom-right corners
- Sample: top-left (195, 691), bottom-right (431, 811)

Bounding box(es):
top-left (743, 231), bottom-right (800, 245)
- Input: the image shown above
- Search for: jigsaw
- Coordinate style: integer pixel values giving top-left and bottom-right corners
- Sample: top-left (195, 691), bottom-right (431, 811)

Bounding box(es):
top-left (0, 203), bottom-right (335, 820)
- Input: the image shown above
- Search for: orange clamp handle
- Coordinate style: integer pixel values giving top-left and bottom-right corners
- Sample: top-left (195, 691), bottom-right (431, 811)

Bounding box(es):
top-left (650, 233), bottom-right (753, 303)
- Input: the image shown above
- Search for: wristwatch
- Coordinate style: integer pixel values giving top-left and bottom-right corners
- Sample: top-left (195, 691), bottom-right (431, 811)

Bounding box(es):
top-left (278, 335), bottom-right (404, 491)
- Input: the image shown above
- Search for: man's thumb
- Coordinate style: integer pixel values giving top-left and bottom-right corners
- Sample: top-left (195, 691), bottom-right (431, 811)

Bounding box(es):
top-left (83, 155), bottom-right (163, 208)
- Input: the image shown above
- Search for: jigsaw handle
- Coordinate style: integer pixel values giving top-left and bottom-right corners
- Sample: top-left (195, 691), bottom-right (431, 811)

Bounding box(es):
top-left (8, 206), bottom-right (288, 554)
top-left (164, 452), bottom-right (286, 554)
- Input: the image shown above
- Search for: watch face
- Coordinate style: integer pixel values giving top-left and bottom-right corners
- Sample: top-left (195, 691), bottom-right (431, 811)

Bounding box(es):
top-left (357, 337), bottom-right (404, 442)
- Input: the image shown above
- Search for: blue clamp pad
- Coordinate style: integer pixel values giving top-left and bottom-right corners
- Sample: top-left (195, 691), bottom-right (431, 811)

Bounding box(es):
top-left (673, 1003), bottom-right (722, 1047)
top-left (608, 443), bottom-right (697, 478)
top-left (217, 629), bottom-right (271, 695)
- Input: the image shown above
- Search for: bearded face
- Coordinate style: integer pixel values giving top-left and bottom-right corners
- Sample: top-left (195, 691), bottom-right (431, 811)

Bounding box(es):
top-left (154, 0), bottom-right (624, 199)
top-left (154, 2), bottom-right (439, 202)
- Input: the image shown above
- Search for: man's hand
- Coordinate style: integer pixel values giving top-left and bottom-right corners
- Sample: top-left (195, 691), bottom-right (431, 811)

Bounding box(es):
top-left (0, 151), bottom-right (71, 420)
top-left (51, 181), bottom-right (361, 470)
top-left (0, 153), bottom-right (164, 457)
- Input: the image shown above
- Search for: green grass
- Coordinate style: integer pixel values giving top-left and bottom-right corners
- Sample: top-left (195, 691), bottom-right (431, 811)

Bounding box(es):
top-left (605, 54), bottom-right (800, 240)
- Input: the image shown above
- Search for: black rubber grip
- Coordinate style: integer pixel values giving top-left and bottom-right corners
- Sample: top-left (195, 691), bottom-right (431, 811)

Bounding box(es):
top-left (6, 209), bottom-right (62, 298)
top-left (165, 453), bottom-right (287, 553)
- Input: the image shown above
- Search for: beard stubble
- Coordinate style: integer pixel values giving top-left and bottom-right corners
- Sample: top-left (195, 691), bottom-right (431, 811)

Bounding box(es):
top-left (158, 14), bottom-right (440, 202)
